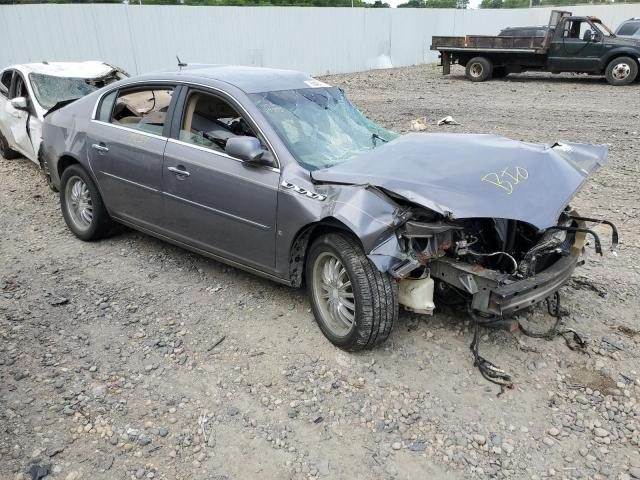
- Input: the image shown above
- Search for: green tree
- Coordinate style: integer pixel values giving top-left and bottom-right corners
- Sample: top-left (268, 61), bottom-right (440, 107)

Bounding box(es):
top-left (398, 0), bottom-right (467, 8)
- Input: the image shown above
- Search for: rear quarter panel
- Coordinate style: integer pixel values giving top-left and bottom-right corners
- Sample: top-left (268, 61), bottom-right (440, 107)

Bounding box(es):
top-left (42, 92), bottom-right (98, 188)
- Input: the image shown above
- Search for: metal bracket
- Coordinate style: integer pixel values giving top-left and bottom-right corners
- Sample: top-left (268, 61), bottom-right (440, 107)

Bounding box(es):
top-left (459, 273), bottom-right (479, 294)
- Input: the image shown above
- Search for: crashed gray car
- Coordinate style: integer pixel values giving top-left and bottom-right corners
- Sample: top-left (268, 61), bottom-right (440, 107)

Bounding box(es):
top-left (42, 65), bottom-right (616, 351)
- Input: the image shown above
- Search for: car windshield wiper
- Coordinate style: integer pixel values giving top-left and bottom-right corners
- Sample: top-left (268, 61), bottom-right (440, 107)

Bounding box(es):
top-left (372, 133), bottom-right (389, 147)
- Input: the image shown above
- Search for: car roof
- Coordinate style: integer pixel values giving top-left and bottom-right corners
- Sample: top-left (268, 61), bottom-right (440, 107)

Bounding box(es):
top-left (8, 61), bottom-right (117, 79)
top-left (132, 65), bottom-right (327, 94)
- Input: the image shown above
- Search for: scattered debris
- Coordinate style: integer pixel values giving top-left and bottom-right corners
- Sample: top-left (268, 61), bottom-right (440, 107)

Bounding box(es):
top-left (410, 116), bottom-right (428, 131)
top-left (207, 335), bottom-right (226, 352)
top-left (437, 115), bottom-right (461, 126)
top-left (28, 463), bottom-right (50, 480)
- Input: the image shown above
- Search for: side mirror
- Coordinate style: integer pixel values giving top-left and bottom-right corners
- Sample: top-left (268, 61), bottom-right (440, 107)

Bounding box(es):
top-left (10, 97), bottom-right (28, 111)
top-left (592, 32), bottom-right (602, 42)
top-left (225, 136), bottom-right (265, 163)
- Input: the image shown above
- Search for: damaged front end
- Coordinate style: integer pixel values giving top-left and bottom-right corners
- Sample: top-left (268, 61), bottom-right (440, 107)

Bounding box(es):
top-left (311, 133), bottom-right (617, 319)
top-left (387, 208), bottom-right (618, 317)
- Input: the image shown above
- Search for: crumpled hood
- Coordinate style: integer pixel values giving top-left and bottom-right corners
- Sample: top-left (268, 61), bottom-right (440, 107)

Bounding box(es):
top-left (311, 133), bottom-right (608, 230)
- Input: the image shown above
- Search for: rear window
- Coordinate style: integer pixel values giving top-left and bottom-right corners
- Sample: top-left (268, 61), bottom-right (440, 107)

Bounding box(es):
top-left (616, 21), bottom-right (640, 36)
top-left (110, 88), bottom-right (174, 136)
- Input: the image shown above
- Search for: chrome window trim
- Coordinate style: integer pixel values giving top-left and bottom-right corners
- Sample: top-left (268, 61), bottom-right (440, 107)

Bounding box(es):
top-left (91, 119), bottom-right (168, 142)
top-left (167, 137), bottom-right (280, 175)
top-left (90, 79), bottom-right (282, 170)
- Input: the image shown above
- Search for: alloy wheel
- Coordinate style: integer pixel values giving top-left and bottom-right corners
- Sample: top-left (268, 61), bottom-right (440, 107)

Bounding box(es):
top-left (65, 176), bottom-right (93, 231)
top-left (312, 251), bottom-right (356, 337)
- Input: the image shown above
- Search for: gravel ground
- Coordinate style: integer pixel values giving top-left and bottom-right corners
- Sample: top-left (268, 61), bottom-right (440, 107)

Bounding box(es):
top-left (1, 64), bottom-right (639, 480)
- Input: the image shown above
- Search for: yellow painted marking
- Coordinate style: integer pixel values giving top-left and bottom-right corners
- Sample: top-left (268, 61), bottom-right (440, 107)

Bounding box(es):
top-left (481, 166), bottom-right (529, 195)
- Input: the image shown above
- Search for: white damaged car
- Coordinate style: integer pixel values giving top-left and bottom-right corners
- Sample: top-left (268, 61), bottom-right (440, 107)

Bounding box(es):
top-left (0, 61), bottom-right (127, 188)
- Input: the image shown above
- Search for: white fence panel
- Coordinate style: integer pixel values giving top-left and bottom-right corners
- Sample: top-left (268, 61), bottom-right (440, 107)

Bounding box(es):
top-left (0, 4), bottom-right (638, 76)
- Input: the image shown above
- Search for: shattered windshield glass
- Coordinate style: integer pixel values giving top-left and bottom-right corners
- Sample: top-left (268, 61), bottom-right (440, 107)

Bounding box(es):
top-left (29, 72), bottom-right (118, 111)
top-left (250, 87), bottom-right (399, 171)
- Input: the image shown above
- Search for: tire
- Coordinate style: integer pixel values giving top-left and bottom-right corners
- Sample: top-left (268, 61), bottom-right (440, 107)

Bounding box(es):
top-left (38, 149), bottom-right (58, 192)
top-left (305, 232), bottom-right (398, 351)
top-left (60, 164), bottom-right (114, 241)
top-left (605, 57), bottom-right (638, 86)
top-left (0, 131), bottom-right (20, 160)
top-left (465, 57), bottom-right (493, 82)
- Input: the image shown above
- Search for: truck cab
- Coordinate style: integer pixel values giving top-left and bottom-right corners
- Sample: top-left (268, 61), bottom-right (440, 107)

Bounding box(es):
top-left (548, 16), bottom-right (639, 78)
top-left (431, 10), bottom-right (640, 86)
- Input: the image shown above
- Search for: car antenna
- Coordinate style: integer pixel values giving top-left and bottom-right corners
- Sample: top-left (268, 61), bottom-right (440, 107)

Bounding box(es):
top-left (176, 56), bottom-right (187, 70)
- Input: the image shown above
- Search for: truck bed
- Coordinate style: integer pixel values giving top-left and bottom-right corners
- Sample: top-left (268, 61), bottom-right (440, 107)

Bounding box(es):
top-left (431, 35), bottom-right (548, 54)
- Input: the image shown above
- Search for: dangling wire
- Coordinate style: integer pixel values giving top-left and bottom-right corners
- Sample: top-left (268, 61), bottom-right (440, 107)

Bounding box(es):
top-left (467, 305), bottom-right (514, 396)
top-left (518, 291), bottom-right (588, 352)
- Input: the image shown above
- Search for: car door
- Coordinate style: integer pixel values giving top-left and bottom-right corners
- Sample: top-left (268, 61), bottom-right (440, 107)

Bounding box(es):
top-left (86, 84), bottom-right (178, 230)
top-left (0, 69), bottom-right (15, 149)
top-left (162, 86), bottom-right (279, 272)
top-left (548, 19), bottom-right (603, 72)
top-left (3, 71), bottom-right (37, 161)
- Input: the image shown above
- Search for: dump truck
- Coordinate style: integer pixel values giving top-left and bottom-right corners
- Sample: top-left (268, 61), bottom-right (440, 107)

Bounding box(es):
top-left (430, 10), bottom-right (640, 86)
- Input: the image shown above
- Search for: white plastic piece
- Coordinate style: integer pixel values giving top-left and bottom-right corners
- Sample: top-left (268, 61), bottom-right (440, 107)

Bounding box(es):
top-left (398, 275), bottom-right (435, 315)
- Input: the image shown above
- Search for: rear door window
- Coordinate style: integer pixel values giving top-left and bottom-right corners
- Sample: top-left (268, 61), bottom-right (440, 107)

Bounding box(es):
top-left (97, 90), bottom-right (117, 122)
top-left (110, 87), bottom-right (174, 136)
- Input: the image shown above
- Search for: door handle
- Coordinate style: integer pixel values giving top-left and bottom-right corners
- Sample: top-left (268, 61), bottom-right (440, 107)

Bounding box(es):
top-left (168, 166), bottom-right (190, 177)
top-left (91, 143), bottom-right (109, 153)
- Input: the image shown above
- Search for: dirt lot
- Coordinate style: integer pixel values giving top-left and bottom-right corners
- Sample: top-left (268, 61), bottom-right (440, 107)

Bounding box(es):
top-left (1, 65), bottom-right (639, 480)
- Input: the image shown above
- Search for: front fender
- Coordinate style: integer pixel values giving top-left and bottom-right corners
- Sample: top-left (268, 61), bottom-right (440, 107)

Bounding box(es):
top-left (600, 48), bottom-right (640, 70)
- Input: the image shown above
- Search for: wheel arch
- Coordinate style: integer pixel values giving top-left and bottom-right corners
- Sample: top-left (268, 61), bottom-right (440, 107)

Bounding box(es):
top-left (600, 50), bottom-right (640, 71)
top-left (56, 153), bottom-right (82, 180)
top-left (288, 217), bottom-right (364, 288)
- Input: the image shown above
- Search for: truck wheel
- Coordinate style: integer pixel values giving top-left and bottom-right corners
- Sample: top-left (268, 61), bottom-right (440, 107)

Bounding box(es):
top-left (605, 57), bottom-right (638, 86)
top-left (305, 232), bottom-right (398, 351)
top-left (465, 57), bottom-right (493, 82)
top-left (0, 131), bottom-right (20, 160)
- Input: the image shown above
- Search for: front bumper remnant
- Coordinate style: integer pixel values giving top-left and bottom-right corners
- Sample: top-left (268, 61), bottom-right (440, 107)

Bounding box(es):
top-left (430, 254), bottom-right (580, 316)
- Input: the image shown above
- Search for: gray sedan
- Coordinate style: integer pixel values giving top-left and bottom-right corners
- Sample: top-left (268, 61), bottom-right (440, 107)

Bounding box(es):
top-left (42, 65), bottom-right (616, 351)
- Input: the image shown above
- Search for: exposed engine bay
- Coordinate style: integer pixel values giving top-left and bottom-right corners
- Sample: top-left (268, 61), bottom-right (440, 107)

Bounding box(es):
top-left (384, 204), bottom-right (619, 392)
top-left (390, 205), bottom-right (618, 316)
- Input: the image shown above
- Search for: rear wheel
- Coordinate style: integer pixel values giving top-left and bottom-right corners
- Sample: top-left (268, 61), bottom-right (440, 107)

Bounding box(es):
top-left (306, 233), bottom-right (398, 351)
top-left (465, 57), bottom-right (493, 82)
top-left (605, 57), bottom-right (638, 86)
top-left (60, 164), bottom-right (114, 241)
top-left (0, 131), bottom-right (20, 160)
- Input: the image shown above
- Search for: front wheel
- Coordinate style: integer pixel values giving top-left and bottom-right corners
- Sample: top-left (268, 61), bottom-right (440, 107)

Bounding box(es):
top-left (60, 164), bottom-right (114, 241)
top-left (605, 57), bottom-right (638, 86)
top-left (465, 57), bottom-right (493, 82)
top-left (305, 233), bottom-right (398, 351)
